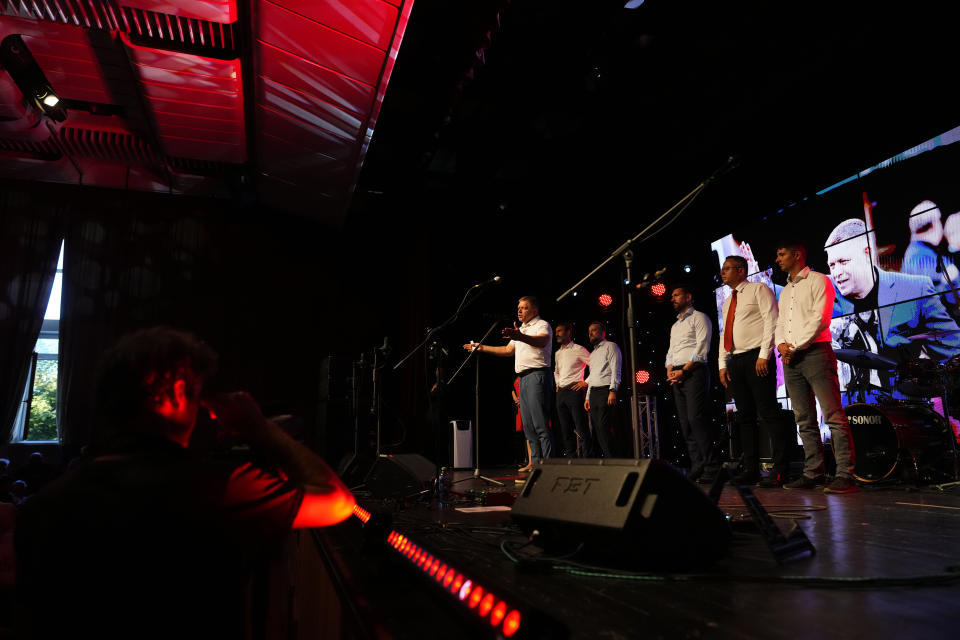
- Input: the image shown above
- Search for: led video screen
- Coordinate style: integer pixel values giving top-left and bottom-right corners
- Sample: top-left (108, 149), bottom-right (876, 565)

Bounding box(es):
top-left (710, 127), bottom-right (960, 437)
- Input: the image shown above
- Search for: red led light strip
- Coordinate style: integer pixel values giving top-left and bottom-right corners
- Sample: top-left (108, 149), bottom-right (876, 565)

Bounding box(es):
top-left (352, 504), bottom-right (371, 524)
top-left (384, 530), bottom-right (523, 637)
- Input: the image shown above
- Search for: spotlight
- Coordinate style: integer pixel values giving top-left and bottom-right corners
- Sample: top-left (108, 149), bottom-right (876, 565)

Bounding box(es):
top-left (635, 369), bottom-right (655, 394)
top-left (0, 36), bottom-right (67, 123)
top-left (598, 294), bottom-right (613, 308)
top-left (683, 265), bottom-right (692, 273)
top-left (38, 89), bottom-right (59, 108)
top-left (650, 282), bottom-right (666, 298)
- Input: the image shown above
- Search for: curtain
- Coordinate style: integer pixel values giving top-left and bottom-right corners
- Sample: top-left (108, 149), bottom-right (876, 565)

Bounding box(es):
top-left (0, 188), bottom-right (67, 443)
top-left (57, 195), bottom-right (225, 451)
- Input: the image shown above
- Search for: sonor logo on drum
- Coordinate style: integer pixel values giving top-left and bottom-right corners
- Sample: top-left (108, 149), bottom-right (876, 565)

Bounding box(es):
top-left (850, 415), bottom-right (883, 425)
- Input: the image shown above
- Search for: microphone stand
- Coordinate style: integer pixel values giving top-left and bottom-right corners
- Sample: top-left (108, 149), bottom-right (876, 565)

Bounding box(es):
top-left (555, 157), bottom-right (735, 459)
top-left (393, 281), bottom-right (493, 372)
top-left (449, 320), bottom-right (505, 486)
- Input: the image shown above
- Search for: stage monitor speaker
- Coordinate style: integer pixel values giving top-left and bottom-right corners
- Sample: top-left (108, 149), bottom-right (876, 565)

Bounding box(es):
top-left (511, 458), bottom-right (731, 569)
top-left (365, 453), bottom-right (437, 499)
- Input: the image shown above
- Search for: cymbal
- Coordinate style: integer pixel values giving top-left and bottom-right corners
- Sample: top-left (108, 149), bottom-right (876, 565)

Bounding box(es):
top-left (834, 349), bottom-right (899, 370)
top-left (908, 329), bottom-right (960, 340)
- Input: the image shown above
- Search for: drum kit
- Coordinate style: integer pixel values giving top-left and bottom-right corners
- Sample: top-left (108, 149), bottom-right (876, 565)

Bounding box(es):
top-left (834, 328), bottom-right (960, 486)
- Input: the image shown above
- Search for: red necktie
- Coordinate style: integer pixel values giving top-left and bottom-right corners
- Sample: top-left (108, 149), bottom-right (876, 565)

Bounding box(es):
top-left (723, 289), bottom-right (738, 352)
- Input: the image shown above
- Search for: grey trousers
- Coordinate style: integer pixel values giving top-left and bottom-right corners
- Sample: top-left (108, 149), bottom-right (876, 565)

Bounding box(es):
top-left (519, 369), bottom-right (554, 463)
top-left (782, 342), bottom-right (856, 479)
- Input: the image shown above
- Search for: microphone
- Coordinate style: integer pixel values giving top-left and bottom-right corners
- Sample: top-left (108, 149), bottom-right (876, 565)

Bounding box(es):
top-left (707, 155), bottom-right (741, 182)
top-left (636, 267), bottom-right (668, 288)
top-left (473, 276), bottom-right (502, 288)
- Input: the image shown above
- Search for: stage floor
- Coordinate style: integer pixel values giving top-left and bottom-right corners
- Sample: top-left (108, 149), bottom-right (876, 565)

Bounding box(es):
top-left (330, 465), bottom-right (960, 639)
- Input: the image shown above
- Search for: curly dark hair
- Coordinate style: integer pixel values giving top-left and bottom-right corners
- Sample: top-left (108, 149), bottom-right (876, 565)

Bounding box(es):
top-left (92, 326), bottom-right (218, 440)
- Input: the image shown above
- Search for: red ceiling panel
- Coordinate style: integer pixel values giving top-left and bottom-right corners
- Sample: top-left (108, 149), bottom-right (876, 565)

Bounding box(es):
top-left (120, 0), bottom-right (236, 23)
top-left (258, 42), bottom-right (375, 118)
top-left (260, 76), bottom-right (362, 141)
top-left (277, 0), bottom-right (399, 50)
top-left (121, 33), bottom-right (245, 163)
top-left (258, 107), bottom-right (353, 162)
top-left (257, 0), bottom-right (387, 86)
top-left (1, 0), bottom-right (415, 223)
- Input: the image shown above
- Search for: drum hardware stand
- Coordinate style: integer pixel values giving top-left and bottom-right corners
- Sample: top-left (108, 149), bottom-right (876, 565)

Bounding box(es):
top-left (933, 370), bottom-right (960, 483)
top-left (449, 319), bottom-right (505, 487)
top-left (709, 463), bottom-right (816, 565)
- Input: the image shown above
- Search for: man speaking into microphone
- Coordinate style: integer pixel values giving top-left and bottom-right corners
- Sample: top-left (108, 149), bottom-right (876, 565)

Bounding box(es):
top-left (464, 296), bottom-right (554, 464)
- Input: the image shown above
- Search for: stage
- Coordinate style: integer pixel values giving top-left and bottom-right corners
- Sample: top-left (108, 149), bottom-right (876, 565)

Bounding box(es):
top-left (314, 466), bottom-right (960, 639)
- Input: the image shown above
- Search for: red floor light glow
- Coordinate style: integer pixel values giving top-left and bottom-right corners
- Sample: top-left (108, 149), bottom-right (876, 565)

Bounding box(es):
top-left (359, 513), bottom-right (526, 637)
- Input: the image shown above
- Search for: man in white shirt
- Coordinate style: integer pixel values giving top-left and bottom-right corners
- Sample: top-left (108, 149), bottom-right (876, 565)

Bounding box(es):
top-left (665, 286), bottom-right (717, 482)
top-left (553, 322), bottom-right (594, 457)
top-left (775, 240), bottom-right (858, 494)
top-left (718, 255), bottom-right (792, 487)
top-left (584, 321), bottom-right (622, 458)
top-left (463, 296), bottom-right (554, 463)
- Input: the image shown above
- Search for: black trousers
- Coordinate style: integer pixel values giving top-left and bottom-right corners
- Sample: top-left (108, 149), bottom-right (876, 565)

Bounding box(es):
top-left (672, 366), bottom-right (718, 473)
top-left (589, 386), bottom-right (618, 458)
top-left (726, 348), bottom-right (792, 476)
top-left (556, 388), bottom-right (594, 457)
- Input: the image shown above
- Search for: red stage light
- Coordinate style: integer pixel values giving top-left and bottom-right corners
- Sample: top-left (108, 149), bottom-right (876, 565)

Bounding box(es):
top-left (598, 293), bottom-right (613, 307)
top-left (650, 282), bottom-right (666, 297)
top-left (489, 601), bottom-right (507, 626)
top-left (502, 610), bottom-right (522, 637)
top-left (468, 586), bottom-right (485, 609)
top-left (443, 570), bottom-right (455, 588)
top-left (436, 565), bottom-right (448, 582)
top-left (636, 370), bottom-right (650, 384)
top-left (478, 593), bottom-right (496, 617)
top-left (450, 573), bottom-right (464, 594)
top-left (429, 559), bottom-right (440, 576)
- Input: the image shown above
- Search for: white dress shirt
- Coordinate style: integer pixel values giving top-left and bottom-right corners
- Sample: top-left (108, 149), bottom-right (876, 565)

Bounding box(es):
top-left (718, 280), bottom-right (779, 371)
top-left (587, 340), bottom-right (622, 391)
top-left (774, 267), bottom-right (833, 351)
top-left (511, 316), bottom-right (552, 373)
top-left (554, 342), bottom-right (591, 387)
top-left (665, 307), bottom-right (712, 367)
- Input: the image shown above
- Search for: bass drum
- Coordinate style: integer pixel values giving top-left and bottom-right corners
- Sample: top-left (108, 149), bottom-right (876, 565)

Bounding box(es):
top-left (845, 403), bottom-right (951, 483)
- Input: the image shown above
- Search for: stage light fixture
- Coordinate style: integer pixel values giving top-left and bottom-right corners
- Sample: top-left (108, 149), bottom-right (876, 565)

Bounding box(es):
top-left (0, 36), bottom-right (67, 123)
top-left (636, 370), bottom-right (651, 384)
top-left (38, 89), bottom-right (59, 108)
top-left (650, 282), bottom-right (667, 297)
top-left (598, 294), bottom-right (613, 308)
top-left (683, 265), bottom-right (692, 273)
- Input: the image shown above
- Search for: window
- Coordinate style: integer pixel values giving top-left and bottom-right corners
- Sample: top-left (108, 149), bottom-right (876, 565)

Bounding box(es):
top-left (11, 242), bottom-right (63, 443)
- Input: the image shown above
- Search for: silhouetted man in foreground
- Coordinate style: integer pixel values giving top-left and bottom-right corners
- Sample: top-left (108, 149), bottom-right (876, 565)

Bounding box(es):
top-left (15, 327), bottom-right (355, 638)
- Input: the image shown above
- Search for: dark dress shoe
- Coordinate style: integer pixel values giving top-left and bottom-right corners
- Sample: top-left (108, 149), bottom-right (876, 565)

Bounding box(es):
top-left (757, 473), bottom-right (785, 488)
